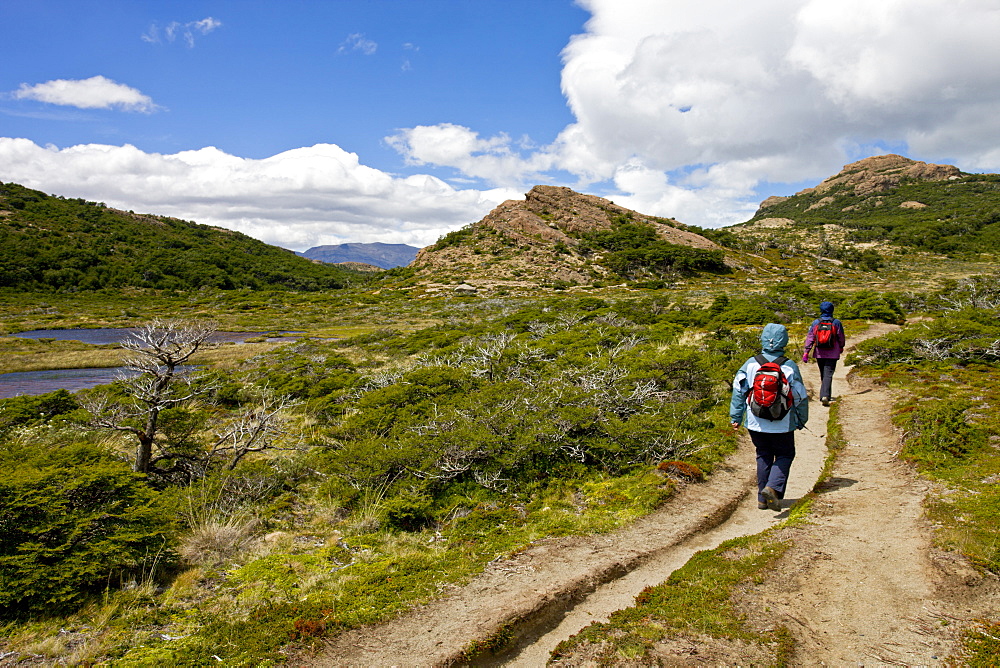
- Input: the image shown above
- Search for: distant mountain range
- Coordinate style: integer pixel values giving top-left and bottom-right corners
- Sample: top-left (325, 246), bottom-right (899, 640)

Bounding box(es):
top-left (297, 243), bottom-right (420, 269)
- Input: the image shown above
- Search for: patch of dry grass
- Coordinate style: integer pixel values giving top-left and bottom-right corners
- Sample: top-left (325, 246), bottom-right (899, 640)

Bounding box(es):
top-left (190, 341), bottom-right (284, 369)
top-left (177, 518), bottom-right (259, 568)
top-left (0, 338), bottom-right (124, 374)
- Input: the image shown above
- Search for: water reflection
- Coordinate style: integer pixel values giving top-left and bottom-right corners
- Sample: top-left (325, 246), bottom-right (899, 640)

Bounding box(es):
top-left (2, 328), bottom-right (301, 398)
top-left (0, 367), bottom-right (132, 399)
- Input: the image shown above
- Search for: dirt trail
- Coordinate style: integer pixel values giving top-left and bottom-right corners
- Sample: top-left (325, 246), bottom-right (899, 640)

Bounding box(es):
top-left (742, 350), bottom-right (996, 664)
top-left (759, 381), bottom-right (951, 664)
top-left (305, 324), bottom-right (994, 667)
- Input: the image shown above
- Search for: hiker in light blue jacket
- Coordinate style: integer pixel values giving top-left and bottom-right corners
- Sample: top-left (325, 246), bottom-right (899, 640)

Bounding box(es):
top-left (730, 323), bottom-right (809, 511)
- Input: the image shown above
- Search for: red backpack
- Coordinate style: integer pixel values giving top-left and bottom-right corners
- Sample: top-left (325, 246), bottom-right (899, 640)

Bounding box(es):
top-left (815, 319), bottom-right (837, 348)
top-left (747, 355), bottom-right (793, 420)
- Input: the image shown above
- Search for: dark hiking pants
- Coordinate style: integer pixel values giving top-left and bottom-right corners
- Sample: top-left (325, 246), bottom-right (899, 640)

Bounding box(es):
top-left (749, 429), bottom-right (795, 505)
top-left (817, 358), bottom-right (837, 401)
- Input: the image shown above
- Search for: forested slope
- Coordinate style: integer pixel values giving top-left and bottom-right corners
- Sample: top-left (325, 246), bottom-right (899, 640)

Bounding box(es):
top-left (0, 182), bottom-right (366, 291)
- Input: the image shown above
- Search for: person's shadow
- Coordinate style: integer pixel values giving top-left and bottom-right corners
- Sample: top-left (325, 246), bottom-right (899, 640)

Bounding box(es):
top-left (814, 477), bottom-right (858, 493)
top-left (773, 478), bottom-right (858, 517)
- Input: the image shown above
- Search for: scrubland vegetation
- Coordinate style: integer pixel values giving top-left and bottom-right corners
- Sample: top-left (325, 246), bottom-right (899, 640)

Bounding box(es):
top-left (546, 272), bottom-right (1000, 665)
top-left (3, 166), bottom-right (1000, 663)
top-left (2, 268), bottom-right (1000, 664)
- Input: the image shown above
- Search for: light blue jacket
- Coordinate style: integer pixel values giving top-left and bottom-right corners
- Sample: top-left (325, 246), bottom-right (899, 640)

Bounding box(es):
top-left (729, 323), bottom-right (809, 433)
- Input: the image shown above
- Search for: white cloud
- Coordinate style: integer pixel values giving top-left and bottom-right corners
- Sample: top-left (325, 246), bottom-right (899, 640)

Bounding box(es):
top-left (554, 0), bottom-right (1000, 225)
top-left (0, 139), bottom-right (513, 250)
top-left (386, 123), bottom-right (562, 187)
top-left (143, 17), bottom-right (222, 47)
top-left (12, 76), bottom-right (158, 113)
top-left (389, 0), bottom-right (1000, 228)
top-left (338, 33), bottom-right (378, 56)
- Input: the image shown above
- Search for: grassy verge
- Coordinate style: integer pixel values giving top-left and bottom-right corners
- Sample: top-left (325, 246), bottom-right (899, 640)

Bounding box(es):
top-left (549, 528), bottom-right (795, 666)
top-left (0, 470), bottom-right (679, 666)
top-left (0, 337), bottom-right (125, 374)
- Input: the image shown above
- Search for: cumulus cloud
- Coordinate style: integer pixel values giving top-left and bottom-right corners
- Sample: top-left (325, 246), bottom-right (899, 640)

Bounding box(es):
top-left (388, 0), bottom-right (1000, 227)
top-left (12, 76), bottom-right (158, 113)
top-left (143, 17), bottom-right (222, 47)
top-left (386, 123), bottom-right (559, 186)
top-left (0, 138), bottom-right (514, 250)
top-left (338, 33), bottom-right (378, 56)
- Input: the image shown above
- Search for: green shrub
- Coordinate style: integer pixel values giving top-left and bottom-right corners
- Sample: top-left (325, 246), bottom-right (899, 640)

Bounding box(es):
top-left (0, 389), bottom-right (80, 433)
top-left (0, 443), bottom-right (175, 618)
top-left (837, 290), bottom-right (906, 324)
top-left (579, 221), bottom-right (729, 277)
top-left (383, 494), bottom-right (435, 532)
top-left (895, 399), bottom-right (986, 468)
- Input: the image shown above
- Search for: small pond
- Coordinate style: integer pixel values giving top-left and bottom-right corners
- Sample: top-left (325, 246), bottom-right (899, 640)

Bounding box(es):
top-left (0, 367), bottom-right (132, 399)
top-left (11, 328), bottom-right (294, 346)
top-left (1, 329), bottom-right (302, 399)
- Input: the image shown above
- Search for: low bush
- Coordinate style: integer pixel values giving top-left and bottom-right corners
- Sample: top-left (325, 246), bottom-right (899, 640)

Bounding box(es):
top-left (895, 399), bottom-right (986, 467)
top-left (0, 442), bottom-right (175, 618)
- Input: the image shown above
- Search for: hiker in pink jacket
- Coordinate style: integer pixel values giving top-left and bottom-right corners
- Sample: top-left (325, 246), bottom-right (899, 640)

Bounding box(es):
top-left (802, 301), bottom-right (846, 407)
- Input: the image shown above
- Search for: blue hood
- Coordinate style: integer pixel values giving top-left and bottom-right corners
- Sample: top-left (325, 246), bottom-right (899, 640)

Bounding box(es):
top-left (760, 323), bottom-right (789, 355)
top-left (820, 301), bottom-right (835, 317)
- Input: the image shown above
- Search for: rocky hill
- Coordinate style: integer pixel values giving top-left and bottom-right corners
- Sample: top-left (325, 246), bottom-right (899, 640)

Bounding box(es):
top-left (729, 154), bottom-right (1000, 258)
top-left (411, 185), bottom-right (728, 287)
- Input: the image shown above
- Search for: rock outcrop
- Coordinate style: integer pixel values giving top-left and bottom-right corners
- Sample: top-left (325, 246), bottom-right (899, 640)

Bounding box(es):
top-left (411, 185), bottom-right (720, 286)
top-left (798, 154), bottom-right (962, 198)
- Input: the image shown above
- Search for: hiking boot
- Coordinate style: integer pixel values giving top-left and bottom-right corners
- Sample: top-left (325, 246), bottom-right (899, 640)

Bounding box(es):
top-left (821, 397), bottom-right (830, 407)
top-left (757, 501), bottom-right (768, 510)
top-left (762, 486), bottom-right (781, 511)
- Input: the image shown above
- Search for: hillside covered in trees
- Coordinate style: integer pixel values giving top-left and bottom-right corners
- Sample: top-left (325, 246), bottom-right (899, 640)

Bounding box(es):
top-left (0, 183), bottom-right (368, 292)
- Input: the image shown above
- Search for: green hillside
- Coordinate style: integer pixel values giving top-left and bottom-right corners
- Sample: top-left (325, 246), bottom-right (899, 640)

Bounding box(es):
top-left (0, 182), bottom-right (367, 292)
top-left (744, 173), bottom-right (1000, 257)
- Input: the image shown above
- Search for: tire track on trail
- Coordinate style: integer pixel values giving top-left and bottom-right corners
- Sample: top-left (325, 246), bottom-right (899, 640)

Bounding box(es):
top-left (304, 325), bottom-right (890, 667)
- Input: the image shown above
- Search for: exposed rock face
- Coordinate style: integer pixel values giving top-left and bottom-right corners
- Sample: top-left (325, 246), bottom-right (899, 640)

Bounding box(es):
top-left (758, 195), bottom-right (790, 210)
top-left (806, 196), bottom-right (836, 211)
top-left (754, 217), bottom-right (795, 228)
top-left (799, 154), bottom-right (963, 198)
top-left (492, 186), bottom-right (716, 250)
top-left (411, 185), bottom-right (720, 285)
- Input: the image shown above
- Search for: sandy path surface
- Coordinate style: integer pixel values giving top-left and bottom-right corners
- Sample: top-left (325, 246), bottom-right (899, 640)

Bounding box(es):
top-left (305, 323), bottom-right (998, 667)
top-left (304, 439), bottom-right (760, 667)
top-left (760, 381), bottom-right (953, 664)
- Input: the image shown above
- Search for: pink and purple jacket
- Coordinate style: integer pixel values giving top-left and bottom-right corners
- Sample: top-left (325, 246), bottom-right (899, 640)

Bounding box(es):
top-left (803, 314), bottom-right (846, 360)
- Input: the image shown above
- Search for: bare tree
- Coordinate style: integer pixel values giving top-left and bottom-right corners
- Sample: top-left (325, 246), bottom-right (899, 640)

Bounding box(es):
top-left (86, 319), bottom-right (216, 473)
top-left (206, 387), bottom-right (301, 470)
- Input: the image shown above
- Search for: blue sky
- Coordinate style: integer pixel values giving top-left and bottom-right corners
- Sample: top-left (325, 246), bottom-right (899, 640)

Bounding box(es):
top-left (5, 0), bottom-right (1000, 251)
top-left (2, 1), bottom-right (583, 163)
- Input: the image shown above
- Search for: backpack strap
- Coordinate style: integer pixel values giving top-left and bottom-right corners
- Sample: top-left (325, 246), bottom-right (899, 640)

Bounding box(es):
top-left (755, 354), bottom-right (787, 367)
